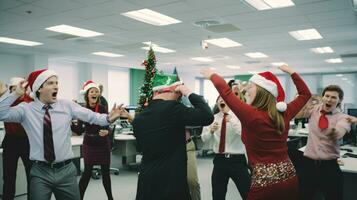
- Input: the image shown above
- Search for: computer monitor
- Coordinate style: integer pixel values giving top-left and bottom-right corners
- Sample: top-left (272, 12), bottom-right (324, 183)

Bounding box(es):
top-left (343, 109), bottom-right (357, 145)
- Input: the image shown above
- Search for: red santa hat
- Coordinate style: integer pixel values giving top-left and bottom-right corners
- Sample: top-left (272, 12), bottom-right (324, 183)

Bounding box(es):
top-left (249, 71), bottom-right (287, 112)
top-left (9, 77), bottom-right (25, 87)
top-left (80, 80), bottom-right (100, 95)
top-left (27, 69), bottom-right (57, 99)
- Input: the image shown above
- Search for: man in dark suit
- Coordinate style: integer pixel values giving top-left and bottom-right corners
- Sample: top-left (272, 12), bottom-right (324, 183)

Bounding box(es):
top-left (132, 73), bottom-right (214, 200)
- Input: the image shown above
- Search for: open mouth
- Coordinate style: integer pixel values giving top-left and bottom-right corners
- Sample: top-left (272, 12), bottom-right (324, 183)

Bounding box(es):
top-left (52, 92), bottom-right (57, 98)
top-left (220, 103), bottom-right (226, 109)
top-left (325, 103), bottom-right (332, 109)
top-left (91, 96), bottom-right (97, 100)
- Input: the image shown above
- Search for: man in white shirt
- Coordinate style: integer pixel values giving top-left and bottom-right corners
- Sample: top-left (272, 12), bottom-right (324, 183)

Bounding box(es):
top-left (0, 69), bottom-right (123, 200)
top-left (202, 96), bottom-right (250, 200)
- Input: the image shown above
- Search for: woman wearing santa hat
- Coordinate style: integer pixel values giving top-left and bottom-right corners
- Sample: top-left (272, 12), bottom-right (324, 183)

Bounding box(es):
top-left (72, 80), bottom-right (113, 200)
top-left (2, 77), bottom-right (33, 200)
top-left (201, 65), bottom-right (311, 200)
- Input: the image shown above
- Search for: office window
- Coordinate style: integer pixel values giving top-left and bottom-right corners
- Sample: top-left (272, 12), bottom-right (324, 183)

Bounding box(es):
top-left (203, 78), bottom-right (231, 108)
top-left (195, 79), bottom-right (201, 95)
top-left (108, 68), bottom-right (129, 109)
top-left (49, 62), bottom-right (78, 101)
top-left (287, 74), bottom-right (318, 101)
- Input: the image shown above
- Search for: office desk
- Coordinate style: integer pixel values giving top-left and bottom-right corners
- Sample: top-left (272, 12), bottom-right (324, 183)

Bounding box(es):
top-left (113, 133), bottom-right (138, 166)
top-left (288, 128), bottom-right (309, 138)
top-left (299, 145), bottom-right (357, 200)
top-left (71, 136), bottom-right (83, 175)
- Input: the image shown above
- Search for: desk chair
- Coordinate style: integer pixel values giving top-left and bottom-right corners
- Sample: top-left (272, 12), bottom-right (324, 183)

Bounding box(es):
top-left (91, 125), bottom-right (119, 179)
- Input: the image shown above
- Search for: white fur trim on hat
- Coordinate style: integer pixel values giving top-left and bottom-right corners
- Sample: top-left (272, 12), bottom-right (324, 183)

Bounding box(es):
top-left (80, 82), bottom-right (100, 95)
top-left (30, 70), bottom-right (57, 99)
top-left (9, 77), bottom-right (25, 87)
top-left (276, 102), bottom-right (287, 112)
top-left (249, 74), bottom-right (278, 97)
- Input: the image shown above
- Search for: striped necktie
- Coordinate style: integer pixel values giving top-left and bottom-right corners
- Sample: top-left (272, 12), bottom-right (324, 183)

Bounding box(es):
top-left (43, 105), bottom-right (55, 163)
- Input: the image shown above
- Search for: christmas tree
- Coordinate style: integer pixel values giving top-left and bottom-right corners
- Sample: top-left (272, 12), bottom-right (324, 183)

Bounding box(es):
top-left (136, 47), bottom-right (157, 113)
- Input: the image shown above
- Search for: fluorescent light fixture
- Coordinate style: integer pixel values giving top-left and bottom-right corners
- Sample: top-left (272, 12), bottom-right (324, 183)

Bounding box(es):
top-left (190, 57), bottom-right (214, 62)
top-left (92, 52), bottom-right (123, 57)
top-left (325, 58), bottom-right (343, 63)
top-left (248, 71), bottom-right (259, 74)
top-left (121, 9), bottom-right (181, 26)
top-left (46, 25), bottom-right (103, 37)
top-left (289, 28), bottom-right (323, 40)
top-left (205, 38), bottom-right (242, 48)
top-left (311, 47), bottom-right (334, 54)
top-left (342, 77), bottom-right (348, 81)
top-left (226, 65), bottom-right (241, 69)
top-left (244, 52), bottom-right (268, 58)
top-left (271, 62), bottom-right (287, 66)
top-left (0, 37), bottom-right (42, 46)
top-left (142, 41), bottom-right (175, 53)
top-left (143, 41), bottom-right (158, 46)
top-left (244, 0), bottom-right (295, 10)
top-left (210, 67), bottom-right (217, 70)
top-left (336, 74), bottom-right (344, 77)
top-left (142, 46), bottom-right (175, 53)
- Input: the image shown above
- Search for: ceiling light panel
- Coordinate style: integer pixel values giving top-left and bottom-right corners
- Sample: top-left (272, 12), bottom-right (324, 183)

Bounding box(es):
top-left (121, 9), bottom-right (181, 26)
top-left (46, 25), bottom-right (103, 37)
top-left (0, 37), bottom-right (42, 46)
top-left (205, 38), bottom-right (242, 48)
top-left (244, 52), bottom-right (268, 58)
top-left (289, 28), bottom-right (323, 40)
top-left (244, 0), bottom-right (295, 10)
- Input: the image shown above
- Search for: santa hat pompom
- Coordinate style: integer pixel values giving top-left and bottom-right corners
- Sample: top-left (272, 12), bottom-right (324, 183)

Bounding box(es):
top-left (276, 101), bottom-right (287, 112)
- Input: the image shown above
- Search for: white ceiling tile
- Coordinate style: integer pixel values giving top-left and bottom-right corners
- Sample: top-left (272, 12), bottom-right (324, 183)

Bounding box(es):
top-left (0, 0), bottom-right (24, 10)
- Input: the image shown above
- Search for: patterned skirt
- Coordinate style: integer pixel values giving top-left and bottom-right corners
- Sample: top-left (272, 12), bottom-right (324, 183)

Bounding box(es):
top-left (82, 136), bottom-right (111, 165)
top-left (247, 159), bottom-right (299, 200)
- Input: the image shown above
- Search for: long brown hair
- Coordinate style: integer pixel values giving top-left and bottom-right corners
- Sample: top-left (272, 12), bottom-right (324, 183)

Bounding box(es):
top-left (84, 88), bottom-right (99, 108)
top-left (251, 85), bottom-right (285, 135)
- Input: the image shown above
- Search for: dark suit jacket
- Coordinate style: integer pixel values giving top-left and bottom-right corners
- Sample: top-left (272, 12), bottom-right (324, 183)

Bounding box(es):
top-left (132, 93), bottom-right (213, 200)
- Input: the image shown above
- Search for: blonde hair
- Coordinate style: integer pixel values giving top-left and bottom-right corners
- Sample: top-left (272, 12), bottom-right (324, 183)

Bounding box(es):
top-left (251, 85), bottom-right (285, 135)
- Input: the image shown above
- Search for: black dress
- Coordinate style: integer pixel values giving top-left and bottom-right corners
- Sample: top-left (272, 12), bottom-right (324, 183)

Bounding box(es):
top-left (132, 94), bottom-right (214, 200)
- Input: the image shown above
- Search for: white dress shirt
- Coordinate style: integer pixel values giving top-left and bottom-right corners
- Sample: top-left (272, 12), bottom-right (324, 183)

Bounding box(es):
top-left (202, 111), bottom-right (246, 154)
top-left (0, 93), bottom-right (109, 162)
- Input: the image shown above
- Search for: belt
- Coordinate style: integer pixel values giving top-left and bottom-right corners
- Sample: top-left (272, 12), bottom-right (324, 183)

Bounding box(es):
top-left (307, 158), bottom-right (337, 166)
top-left (32, 159), bottom-right (72, 169)
top-left (215, 153), bottom-right (244, 159)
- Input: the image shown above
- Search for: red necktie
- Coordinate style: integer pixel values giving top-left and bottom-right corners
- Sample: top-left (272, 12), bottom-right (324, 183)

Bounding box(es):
top-left (218, 113), bottom-right (228, 153)
top-left (43, 105), bottom-right (55, 163)
top-left (318, 110), bottom-right (329, 129)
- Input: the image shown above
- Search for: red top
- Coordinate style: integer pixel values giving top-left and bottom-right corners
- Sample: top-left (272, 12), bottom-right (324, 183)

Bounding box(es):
top-left (211, 73), bottom-right (311, 165)
top-left (4, 94), bottom-right (33, 138)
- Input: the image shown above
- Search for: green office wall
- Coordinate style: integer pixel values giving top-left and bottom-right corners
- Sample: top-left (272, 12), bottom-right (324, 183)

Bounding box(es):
top-left (130, 68), bottom-right (145, 105)
top-left (234, 74), bottom-right (252, 82)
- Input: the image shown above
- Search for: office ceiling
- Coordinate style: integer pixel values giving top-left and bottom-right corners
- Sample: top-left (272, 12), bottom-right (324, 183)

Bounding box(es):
top-left (1, 0), bottom-right (357, 76)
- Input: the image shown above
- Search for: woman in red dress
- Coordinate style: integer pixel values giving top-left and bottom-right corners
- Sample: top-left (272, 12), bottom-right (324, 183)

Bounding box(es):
top-left (201, 65), bottom-right (311, 200)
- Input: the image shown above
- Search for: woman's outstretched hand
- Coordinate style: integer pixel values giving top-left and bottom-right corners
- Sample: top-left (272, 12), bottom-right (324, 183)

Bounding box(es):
top-left (200, 68), bottom-right (216, 79)
top-left (278, 65), bottom-right (295, 75)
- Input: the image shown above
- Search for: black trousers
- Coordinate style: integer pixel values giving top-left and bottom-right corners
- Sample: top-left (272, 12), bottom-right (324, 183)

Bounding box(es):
top-left (212, 154), bottom-right (251, 200)
top-left (299, 156), bottom-right (343, 200)
top-left (2, 135), bottom-right (32, 200)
